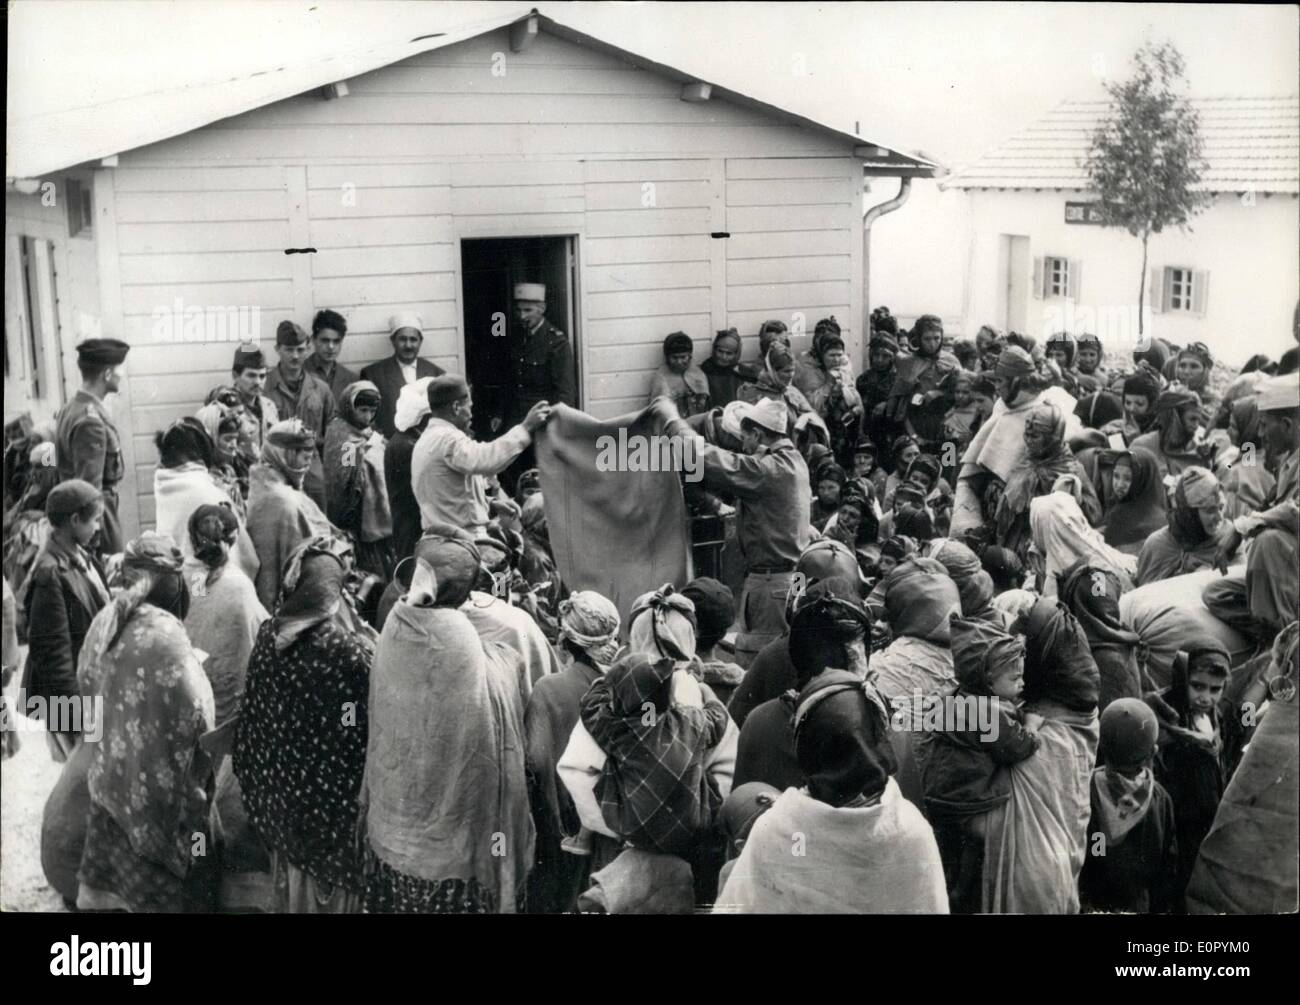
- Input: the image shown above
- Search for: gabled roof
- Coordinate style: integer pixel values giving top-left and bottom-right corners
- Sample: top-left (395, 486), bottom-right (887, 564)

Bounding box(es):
top-left (6, 6), bottom-right (935, 181)
top-left (941, 96), bottom-right (1299, 195)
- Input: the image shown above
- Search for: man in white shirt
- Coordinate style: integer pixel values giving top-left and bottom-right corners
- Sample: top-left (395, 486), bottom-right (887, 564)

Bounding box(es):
top-left (412, 374), bottom-right (551, 536)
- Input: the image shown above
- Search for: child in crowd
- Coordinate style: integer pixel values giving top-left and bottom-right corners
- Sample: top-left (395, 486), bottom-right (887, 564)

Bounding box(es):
top-left (1080, 699), bottom-right (1180, 914)
top-left (810, 462), bottom-right (845, 530)
top-left (850, 441), bottom-right (890, 502)
top-left (943, 371), bottom-right (984, 461)
top-left (1144, 641), bottom-right (1230, 910)
top-left (920, 615), bottom-right (1042, 912)
top-left (715, 781), bottom-right (780, 896)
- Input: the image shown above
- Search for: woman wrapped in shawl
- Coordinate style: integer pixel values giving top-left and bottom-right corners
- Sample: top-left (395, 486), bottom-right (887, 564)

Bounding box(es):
top-left (1136, 466), bottom-right (1226, 586)
top-left (525, 591), bottom-right (622, 913)
top-left (737, 344), bottom-right (815, 436)
top-left (1131, 387), bottom-right (1215, 479)
top-left (926, 538), bottom-right (997, 621)
top-left (869, 558), bottom-right (962, 703)
top-left (1187, 623), bottom-right (1299, 914)
top-left (1045, 332), bottom-right (1081, 397)
top-left (1073, 332), bottom-right (1109, 394)
top-left (1174, 342), bottom-right (1218, 421)
top-left (884, 314), bottom-right (959, 452)
top-left (717, 670), bottom-right (948, 913)
top-left (1081, 446), bottom-right (1166, 554)
top-left (647, 331), bottom-right (711, 418)
top-left (995, 402), bottom-right (1101, 561)
top-left (76, 533), bottom-right (216, 913)
top-left (245, 419), bottom-right (339, 610)
top-left (2, 439), bottom-right (58, 614)
top-left (233, 536), bottom-right (377, 914)
top-left (700, 328), bottom-right (750, 408)
top-left (1029, 491), bottom-right (1137, 598)
top-left (194, 395), bottom-right (248, 519)
top-left (153, 417), bottom-right (260, 583)
top-left (1017, 594), bottom-right (1100, 714)
top-left (1143, 639), bottom-right (1231, 908)
top-left (322, 381), bottom-right (395, 580)
top-left (1057, 558), bottom-right (1143, 711)
top-left (793, 320), bottom-right (864, 465)
top-left (184, 504), bottom-right (273, 911)
top-left (580, 651), bottom-right (729, 858)
top-left (364, 534), bottom-right (533, 913)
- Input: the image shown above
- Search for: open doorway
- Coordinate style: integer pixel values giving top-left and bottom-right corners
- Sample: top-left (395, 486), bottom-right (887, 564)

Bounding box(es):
top-left (461, 236), bottom-right (579, 441)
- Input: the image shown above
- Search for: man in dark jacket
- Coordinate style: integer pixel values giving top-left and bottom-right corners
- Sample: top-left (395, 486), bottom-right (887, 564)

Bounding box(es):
top-left (21, 480), bottom-right (111, 758)
top-left (361, 312), bottom-right (445, 438)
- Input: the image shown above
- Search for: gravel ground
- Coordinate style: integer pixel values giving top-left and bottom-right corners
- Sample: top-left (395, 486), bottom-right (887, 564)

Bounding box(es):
top-left (2, 663), bottom-right (68, 912)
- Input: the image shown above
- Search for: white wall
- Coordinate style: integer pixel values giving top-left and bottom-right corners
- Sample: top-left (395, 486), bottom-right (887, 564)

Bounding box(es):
top-left (79, 25), bottom-right (864, 532)
top-left (961, 190), bottom-right (1299, 363)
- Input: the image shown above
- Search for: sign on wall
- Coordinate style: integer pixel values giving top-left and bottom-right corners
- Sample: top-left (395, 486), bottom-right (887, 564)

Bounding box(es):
top-left (1064, 202), bottom-right (1105, 225)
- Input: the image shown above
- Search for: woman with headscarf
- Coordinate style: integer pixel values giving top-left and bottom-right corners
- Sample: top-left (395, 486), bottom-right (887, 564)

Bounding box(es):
top-left (1029, 492), bottom-right (1137, 598)
top-left (1045, 332), bottom-right (1081, 397)
top-left (647, 331), bottom-right (711, 418)
top-left (700, 328), bottom-right (749, 408)
top-left (245, 419), bottom-right (339, 610)
top-left (1073, 332), bottom-right (1108, 394)
top-left (737, 343), bottom-right (815, 435)
top-left (1144, 638), bottom-right (1231, 907)
top-left (194, 396), bottom-right (248, 519)
top-left (881, 434), bottom-right (922, 510)
top-left (524, 591), bottom-right (621, 913)
top-left (794, 320), bottom-right (864, 466)
top-left (233, 536), bottom-right (376, 914)
top-left (153, 417), bottom-right (260, 583)
top-left (857, 329), bottom-right (902, 455)
top-left (1080, 446), bottom-right (1166, 555)
top-left (995, 402), bottom-right (1101, 561)
top-left (183, 504), bottom-right (273, 912)
top-left (869, 558), bottom-right (962, 703)
top-left (2, 439), bottom-right (59, 606)
top-left (717, 670), bottom-right (948, 913)
top-left (884, 316), bottom-right (959, 455)
top-left (1133, 340), bottom-right (1171, 390)
top-left (951, 346), bottom-right (1087, 538)
top-left (979, 544), bottom-right (1025, 595)
top-left (364, 534), bottom-right (533, 913)
top-left (1131, 388), bottom-right (1213, 479)
top-left (322, 380), bottom-right (394, 580)
top-left (1136, 467), bottom-right (1225, 586)
top-left (926, 538), bottom-right (996, 621)
top-left (75, 533), bottom-right (216, 912)
top-left (1057, 558), bottom-right (1143, 711)
top-left (1174, 342), bottom-right (1217, 420)
top-left (979, 594), bottom-right (1100, 914)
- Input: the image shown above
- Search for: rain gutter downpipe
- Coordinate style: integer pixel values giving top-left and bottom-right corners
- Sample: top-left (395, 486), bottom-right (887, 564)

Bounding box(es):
top-left (862, 175), bottom-right (912, 354)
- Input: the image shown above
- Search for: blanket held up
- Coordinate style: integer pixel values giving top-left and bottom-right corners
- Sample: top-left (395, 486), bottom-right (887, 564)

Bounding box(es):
top-left (536, 403), bottom-right (691, 637)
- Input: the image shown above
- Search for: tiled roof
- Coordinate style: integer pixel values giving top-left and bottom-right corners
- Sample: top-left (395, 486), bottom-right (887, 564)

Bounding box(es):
top-left (942, 96), bottom-right (1299, 194)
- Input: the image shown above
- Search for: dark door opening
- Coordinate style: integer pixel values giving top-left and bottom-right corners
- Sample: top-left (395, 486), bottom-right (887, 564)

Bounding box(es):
top-left (461, 236), bottom-right (578, 441)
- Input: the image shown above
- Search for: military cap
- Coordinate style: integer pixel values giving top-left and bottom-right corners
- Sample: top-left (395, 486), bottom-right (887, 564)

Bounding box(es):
top-left (75, 338), bottom-right (130, 367)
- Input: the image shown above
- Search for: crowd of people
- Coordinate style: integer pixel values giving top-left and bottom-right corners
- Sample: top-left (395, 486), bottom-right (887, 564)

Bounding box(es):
top-left (2, 298), bottom-right (1297, 915)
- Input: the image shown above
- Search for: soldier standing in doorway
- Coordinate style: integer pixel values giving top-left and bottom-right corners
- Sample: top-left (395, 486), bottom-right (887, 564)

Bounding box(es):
top-left (55, 338), bottom-right (131, 556)
top-left (503, 282), bottom-right (575, 491)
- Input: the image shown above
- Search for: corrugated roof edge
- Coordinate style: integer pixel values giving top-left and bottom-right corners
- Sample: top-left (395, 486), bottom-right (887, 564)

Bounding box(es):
top-left (7, 6), bottom-right (936, 181)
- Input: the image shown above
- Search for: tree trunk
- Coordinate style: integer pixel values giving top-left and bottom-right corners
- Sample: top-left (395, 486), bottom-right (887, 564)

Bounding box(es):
top-left (1138, 232), bottom-right (1149, 339)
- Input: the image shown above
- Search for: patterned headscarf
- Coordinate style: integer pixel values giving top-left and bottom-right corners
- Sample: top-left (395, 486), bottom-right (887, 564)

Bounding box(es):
top-left (85, 532), bottom-right (188, 668)
top-left (273, 535), bottom-right (354, 651)
top-left (260, 419), bottom-right (315, 489)
top-left (558, 590), bottom-right (622, 669)
top-left (629, 584), bottom-right (698, 662)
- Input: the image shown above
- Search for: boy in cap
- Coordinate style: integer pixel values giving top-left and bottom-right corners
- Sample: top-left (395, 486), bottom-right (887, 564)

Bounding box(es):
top-left (360, 313), bottom-right (445, 437)
top-left (1080, 699), bottom-right (1180, 914)
top-left (681, 577), bottom-right (744, 705)
top-left (55, 338), bottom-right (130, 554)
top-left (21, 480), bottom-right (111, 758)
top-left (264, 320), bottom-right (335, 510)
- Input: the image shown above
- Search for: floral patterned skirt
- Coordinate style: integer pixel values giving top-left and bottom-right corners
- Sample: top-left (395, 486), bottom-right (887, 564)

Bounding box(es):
top-left (77, 802), bottom-right (213, 913)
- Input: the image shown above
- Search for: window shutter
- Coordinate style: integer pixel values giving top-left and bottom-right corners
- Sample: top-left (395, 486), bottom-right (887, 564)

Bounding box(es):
top-left (1191, 270), bottom-right (1209, 315)
top-left (1148, 267), bottom-right (1165, 314)
top-left (1032, 257), bottom-right (1043, 299)
top-left (1067, 259), bottom-right (1082, 300)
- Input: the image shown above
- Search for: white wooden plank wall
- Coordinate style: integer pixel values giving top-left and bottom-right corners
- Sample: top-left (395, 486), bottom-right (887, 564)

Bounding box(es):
top-left (97, 26), bottom-right (858, 525)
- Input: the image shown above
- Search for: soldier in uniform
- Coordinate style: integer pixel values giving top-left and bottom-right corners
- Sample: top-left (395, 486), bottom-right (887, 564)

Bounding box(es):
top-left (265, 320), bottom-right (336, 511)
top-left (225, 342), bottom-right (280, 474)
top-left (505, 283), bottom-right (575, 489)
top-left (55, 338), bottom-right (131, 555)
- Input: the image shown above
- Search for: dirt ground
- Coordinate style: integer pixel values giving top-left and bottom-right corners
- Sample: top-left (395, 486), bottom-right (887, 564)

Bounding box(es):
top-left (1, 665), bottom-right (68, 912)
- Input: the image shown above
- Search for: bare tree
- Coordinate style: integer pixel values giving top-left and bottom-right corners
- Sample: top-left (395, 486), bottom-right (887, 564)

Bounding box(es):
top-left (1084, 41), bottom-right (1210, 338)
